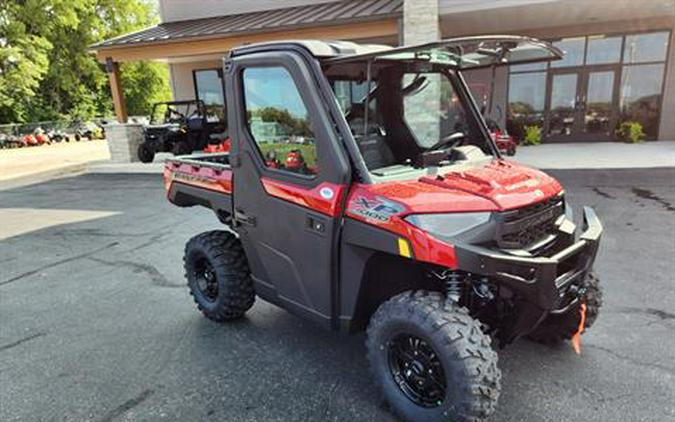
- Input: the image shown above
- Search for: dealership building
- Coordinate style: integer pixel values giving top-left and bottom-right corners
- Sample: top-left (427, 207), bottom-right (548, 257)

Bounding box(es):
top-left (92, 0), bottom-right (675, 142)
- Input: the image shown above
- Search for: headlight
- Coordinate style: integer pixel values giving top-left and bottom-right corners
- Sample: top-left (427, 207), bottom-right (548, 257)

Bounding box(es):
top-left (404, 212), bottom-right (491, 239)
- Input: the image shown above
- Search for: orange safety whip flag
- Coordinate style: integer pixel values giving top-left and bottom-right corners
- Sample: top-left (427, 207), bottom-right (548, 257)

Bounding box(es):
top-left (571, 303), bottom-right (587, 355)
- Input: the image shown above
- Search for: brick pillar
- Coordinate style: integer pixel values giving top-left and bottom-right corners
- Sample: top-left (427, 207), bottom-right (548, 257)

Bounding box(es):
top-left (402, 0), bottom-right (440, 45)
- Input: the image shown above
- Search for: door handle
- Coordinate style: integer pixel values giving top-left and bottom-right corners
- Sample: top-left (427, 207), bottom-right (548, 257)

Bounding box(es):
top-left (234, 209), bottom-right (256, 227)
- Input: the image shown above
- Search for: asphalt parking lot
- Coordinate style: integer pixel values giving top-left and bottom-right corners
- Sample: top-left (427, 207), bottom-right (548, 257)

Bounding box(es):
top-left (1, 168), bottom-right (674, 422)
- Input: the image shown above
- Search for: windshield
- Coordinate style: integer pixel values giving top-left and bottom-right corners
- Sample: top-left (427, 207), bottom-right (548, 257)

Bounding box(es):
top-left (150, 102), bottom-right (199, 125)
top-left (402, 72), bottom-right (475, 149)
top-left (328, 64), bottom-right (493, 181)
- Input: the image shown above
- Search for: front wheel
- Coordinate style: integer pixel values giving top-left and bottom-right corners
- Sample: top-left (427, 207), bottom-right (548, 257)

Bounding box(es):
top-left (367, 291), bottom-right (501, 422)
top-left (137, 143), bottom-right (155, 163)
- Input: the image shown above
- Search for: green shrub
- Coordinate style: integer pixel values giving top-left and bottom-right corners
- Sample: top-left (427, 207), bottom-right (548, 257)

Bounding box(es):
top-left (616, 121), bottom-right (646, 143)
top-left (523, 125), bottom-right (542, 145)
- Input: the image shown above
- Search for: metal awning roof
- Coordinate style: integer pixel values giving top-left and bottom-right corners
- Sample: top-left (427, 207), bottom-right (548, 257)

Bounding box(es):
top-left (91, 0), bottom-right (402, 50)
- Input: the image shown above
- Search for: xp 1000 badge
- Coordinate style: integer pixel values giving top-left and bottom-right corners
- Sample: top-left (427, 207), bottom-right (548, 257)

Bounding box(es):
top-left (350, 196), bottom-right (405, 222)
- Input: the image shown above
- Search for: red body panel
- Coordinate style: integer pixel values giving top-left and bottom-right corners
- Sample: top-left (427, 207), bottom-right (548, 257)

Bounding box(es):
top-left (164, 161), bottom-right (233, 194)
top-left (345, 159), bottom-right (562, 268)
top-left (165, 157), bottom-right (561, 269)
top-left (261, 178), bottom-right (345, 217)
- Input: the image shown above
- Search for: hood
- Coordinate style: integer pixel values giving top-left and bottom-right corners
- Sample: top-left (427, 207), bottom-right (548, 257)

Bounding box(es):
top-left (358, 160), bottom-right (563, 214)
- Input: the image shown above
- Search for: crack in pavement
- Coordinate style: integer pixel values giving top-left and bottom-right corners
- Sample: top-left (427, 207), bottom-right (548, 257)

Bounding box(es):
top-left (0, 242), bottom-right (119, 287)
top-left (0, 332), bottom-right (47, 352)
top-left (97, 389), bottom-right (154, 422)
top-left (590, 187), bottom-right (616, 199)
top-left (610, 307), bottom-right (675, 324)
top-left (631, 187), bottom-right (675, 212)
top-left (88, 257), bottom-right (181, 288)
top-left (586, 344), bottom-right (675, 374)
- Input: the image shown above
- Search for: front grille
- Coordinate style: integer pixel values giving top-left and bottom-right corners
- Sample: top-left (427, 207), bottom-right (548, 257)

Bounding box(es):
top-left (496, 195), bottom-right (564, 250)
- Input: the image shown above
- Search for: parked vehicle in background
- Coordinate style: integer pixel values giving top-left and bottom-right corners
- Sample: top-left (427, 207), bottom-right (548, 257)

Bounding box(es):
top-left (74, 121), bottom-right (105, 141)
top-left (33, 127), bottom-right (51, 145)
top-left (137, 100), bottom-right (223, 163)
top-left (163, 37), bottom-right (604, 421)
top-left (46, 128), bottom-right (68, 143)
top-left (487, 119), bottom-right (517, 156)
top-left (21, 133), bottom-right (39, 147)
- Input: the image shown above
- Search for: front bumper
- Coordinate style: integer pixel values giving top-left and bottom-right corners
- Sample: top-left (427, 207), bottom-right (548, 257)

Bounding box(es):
top-left (454, 207), bottom-right (602, 340)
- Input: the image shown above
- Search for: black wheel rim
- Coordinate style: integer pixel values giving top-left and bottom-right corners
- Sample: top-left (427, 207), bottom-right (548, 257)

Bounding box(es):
top-left (193, 257), bottom-right (218, 302)
top-left (387, 333), bottom-right (447, 408)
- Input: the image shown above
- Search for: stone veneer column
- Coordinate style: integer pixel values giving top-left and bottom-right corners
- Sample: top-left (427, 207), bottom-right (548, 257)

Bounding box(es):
top-left (104, 123), bottom-right (144, 163)
top-left (402, 0), bottom-right (440, 45)
top-left (402, 0), bottom-right (442, 146)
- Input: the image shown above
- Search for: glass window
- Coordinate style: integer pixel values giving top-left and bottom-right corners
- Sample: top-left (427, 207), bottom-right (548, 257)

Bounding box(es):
top-left (586, 36), bottom-right (622, 64)
top-left (194, 69), bottom-right (225, 122)
top-left (507, 72), bottom-right (546, 140)
top-left (620, 63), bottom-right (665, 139)
top-left (242, 67), bottom-right (318, 176)
top-left (551, 37), bottom-right (586, 67)
top-left (332, 80), bottom-right (372, 116)
top-left (624, 32), bottom-right (670, 63)
top-left (510, 62), bottom-right (548, 72)
top-left (403, 73), bottom-right (474, 149)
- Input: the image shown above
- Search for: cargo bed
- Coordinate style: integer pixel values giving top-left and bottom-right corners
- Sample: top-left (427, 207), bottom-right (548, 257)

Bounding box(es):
top-left (164, 153), bottom-right (234, 222)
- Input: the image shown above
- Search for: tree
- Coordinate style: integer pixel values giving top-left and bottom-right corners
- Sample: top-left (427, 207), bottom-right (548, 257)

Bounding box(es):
top-left (0, 1), bottom-right (53, 122)
top-left (121, 61), bottom-right (172, 117)
top-left (0, 0), bottom-right (170, 124)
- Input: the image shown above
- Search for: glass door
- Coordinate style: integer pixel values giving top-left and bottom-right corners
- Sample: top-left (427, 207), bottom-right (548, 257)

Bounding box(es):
top-left (544, 67), bottom-right (619, 141)
top-left (545, 70), bottom-right (581, 141)
top-left (579, 68), bottom-right (619, 141)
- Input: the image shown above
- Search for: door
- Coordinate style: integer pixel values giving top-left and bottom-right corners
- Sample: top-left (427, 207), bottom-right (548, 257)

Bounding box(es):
top-left (545, 67), bottom-right (619, 141)
top-left (578, 68), bottom-right (619, 141)
top-left (545, 70), bottom-right (581, 141)
top-left (224, 52), bottom-right (350, 328)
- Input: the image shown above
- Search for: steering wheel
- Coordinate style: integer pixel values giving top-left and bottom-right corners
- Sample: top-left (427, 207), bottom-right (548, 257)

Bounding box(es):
top-left (426, 131), bottom-right (466, 152)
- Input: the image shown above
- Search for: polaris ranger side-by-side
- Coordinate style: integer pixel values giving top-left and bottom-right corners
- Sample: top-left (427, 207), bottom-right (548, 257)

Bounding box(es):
top-left (163, 36), bottom-right (603, 421)
top-left (138, 100), bottom-right (222, 163)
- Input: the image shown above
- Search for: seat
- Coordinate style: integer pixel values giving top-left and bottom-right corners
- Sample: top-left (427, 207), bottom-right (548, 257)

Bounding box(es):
top-left (347, 105), bottom-right (396, 170)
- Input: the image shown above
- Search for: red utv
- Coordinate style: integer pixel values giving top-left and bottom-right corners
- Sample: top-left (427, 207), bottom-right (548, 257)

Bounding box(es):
top-left (487, 119), bottom-right (517, 156)
top-left (163, 37), bottom-right (603, 421)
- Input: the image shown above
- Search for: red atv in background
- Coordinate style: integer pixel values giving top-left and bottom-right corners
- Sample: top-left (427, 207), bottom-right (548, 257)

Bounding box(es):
top-left (487, 119), bottom-right (517, 156)
top-left (21, 128), bottom-right (51, 147)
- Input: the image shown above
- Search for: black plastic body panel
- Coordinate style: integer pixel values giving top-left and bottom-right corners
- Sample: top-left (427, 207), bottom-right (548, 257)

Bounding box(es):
top-left (454, 207), bottom-right (602, 342)
top-left (168, 181), bottom-right (232, 214)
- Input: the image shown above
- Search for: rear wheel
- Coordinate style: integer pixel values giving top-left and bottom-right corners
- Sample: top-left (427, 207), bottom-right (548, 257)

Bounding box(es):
top-left (367, 291), bottom-right (501, 422)
top-left (137, 143), bottom-right (155, 163)
top-left (184, 231), bottom-right (255, 321)
top-left (528, 272), bottom-right (602, 345)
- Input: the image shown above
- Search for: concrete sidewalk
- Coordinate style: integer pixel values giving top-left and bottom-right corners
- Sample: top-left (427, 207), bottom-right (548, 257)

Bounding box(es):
top-left (514, 141), bottom-right (675, 169)
top-left (88, 141), bottom-right (675, 174)
top-left (2, 140), bottom-right (673, 190)
top-left (0, 140), bottom-right (110, 189)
